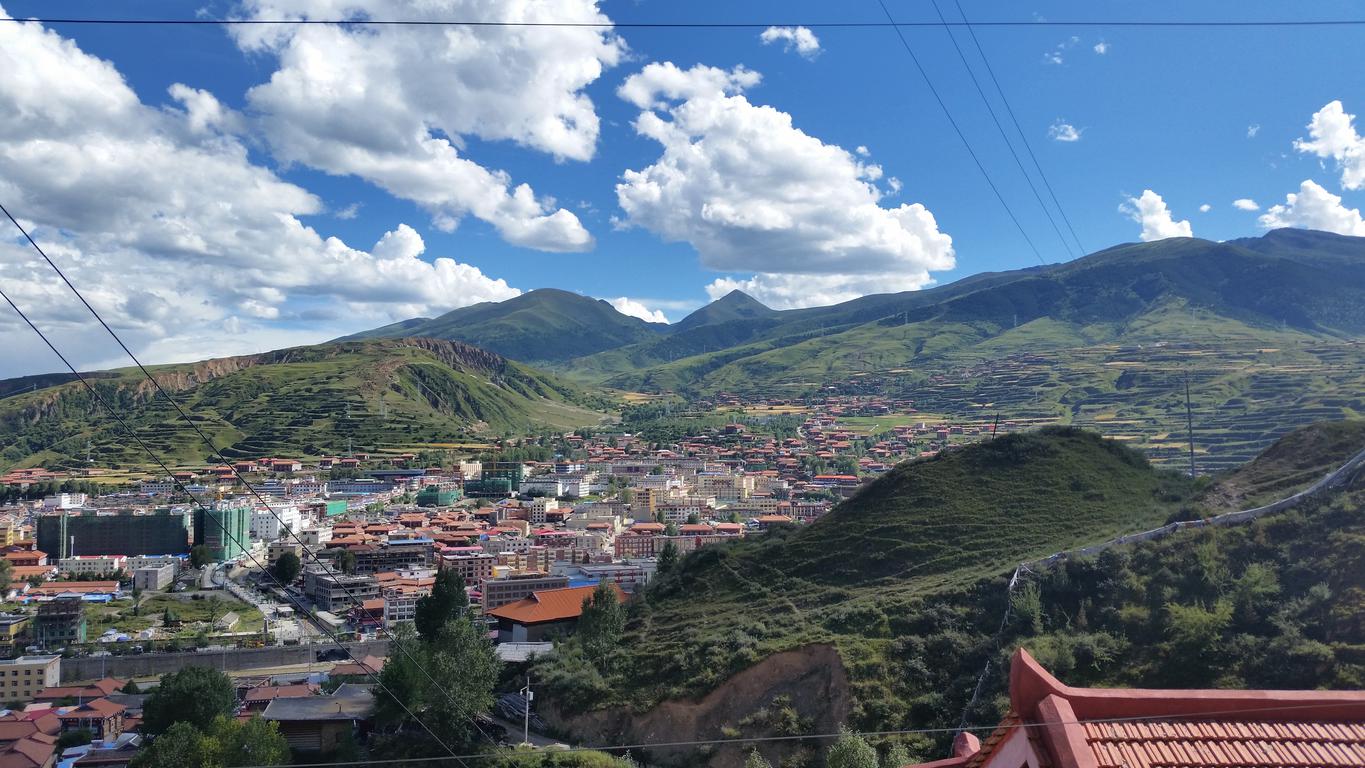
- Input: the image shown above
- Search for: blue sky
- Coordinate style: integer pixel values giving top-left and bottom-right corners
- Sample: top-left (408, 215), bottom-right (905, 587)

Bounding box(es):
top-left (2, 0), bottom-right (1365, 375)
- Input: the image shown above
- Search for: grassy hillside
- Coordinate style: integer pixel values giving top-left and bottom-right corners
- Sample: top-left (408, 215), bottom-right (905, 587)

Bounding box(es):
top-left (538, 422), bottom-right (1365, 763)
top-left (342, 288), bottom-right (665, 363)
top-left (0, 338), bottom-right (604, 470)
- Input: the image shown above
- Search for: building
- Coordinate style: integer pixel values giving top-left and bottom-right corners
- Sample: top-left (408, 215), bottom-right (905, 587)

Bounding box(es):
top-left (34, 598), bottom-right (86, 647)
top-left (440, 553), bottom-right (496, 585)
top-left (267, 541), bottom-right (303, 567)
top-left (132, 564), bottom-right (174, 591)
top-left (904, 648), bottom-right (1365, 768)
top-left (41, 494), bottom-right (86, 510)
top-left (301, 569), bottom-right (380, 613)
top-left (36, 510), bottom-right (191, 559)
top-left (486, 583), bottom-right (625, 643)
top-left (249, 504), bottom-right (301, 542)
top-left (55, 699), bottom-right (125, 741)
top-left (57, 555), bottom-right (127, 577)
top-left (480, 573), bottom-right (569, 611)
top-left (261, 693), bottom-right (371, 754)
top-left (0, 613), bottom-right (31, 641)
top-left (193, 500), bottom-right (252, 561)
top-left (124, 555), bottom-right (181, 575)
top-left (0, 655), bottom-right (60, 701)
top-left (351, 540), bottom-right (433, 575)
top-left (415, 486), bottom-right (461, 507)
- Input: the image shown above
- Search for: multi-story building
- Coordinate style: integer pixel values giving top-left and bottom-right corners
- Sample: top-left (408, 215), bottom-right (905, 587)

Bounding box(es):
top-left (440, 553), bottom-right (496, 585)
top-left (37, 509), bottom-right (192, 558)
top-left (351, 539), bottom-right (433, 574)
top-left (302, 568), bottom-right (380, 612)
top-left (126, 554), bottom-right (182, 575)
top-left (58, 555), bottom-right (127, 577)
top-left (480, 572), bottom-right (569, 611)
top-left (194, 499), bottom-right (253, 561)
top-left (0, 655), bottom-right (60, 701)
top-left (250, 503), bottom-right (301, 542)
top-left (296, 526), bottom-right (333, 548)
top-left (133, 564), bottom-right (175, 591)
top-left (267, 541), bottom-right (303, 567)
top-left (35, 597), bottom-right (86, 647)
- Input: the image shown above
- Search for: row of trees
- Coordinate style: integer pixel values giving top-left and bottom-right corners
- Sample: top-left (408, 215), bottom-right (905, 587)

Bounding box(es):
top-left (130, 666), bottom-right (289, 768)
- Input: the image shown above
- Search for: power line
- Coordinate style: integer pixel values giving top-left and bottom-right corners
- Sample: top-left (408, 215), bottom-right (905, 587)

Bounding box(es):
top-left (5, 16), bottom-right (1365, 28)
top-left (926, 0), bottom-right (1075, 259)
top-left (231, 701), bottom-right (1365, 768)
top-left (873, 0), bottom-right (1046, 266)
top-left (952, 0), bottom-right (1087, 255)
top-left (0, 281), bottom-right (469, 767)
top-left (0, 201), bottom-right (494, 755)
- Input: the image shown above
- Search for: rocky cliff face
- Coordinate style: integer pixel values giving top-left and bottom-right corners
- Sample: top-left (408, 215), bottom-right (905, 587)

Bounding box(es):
top-left (544, 644), bottom-right (851, 768)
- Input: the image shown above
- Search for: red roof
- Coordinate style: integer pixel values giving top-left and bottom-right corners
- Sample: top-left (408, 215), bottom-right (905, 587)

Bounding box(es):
top-left (486, 583), bottom-right (625, 626)
top-left (908, 649), bottom-right (1365, 768)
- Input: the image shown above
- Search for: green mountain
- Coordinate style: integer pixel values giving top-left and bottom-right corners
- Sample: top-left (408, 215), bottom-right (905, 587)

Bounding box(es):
top-left (340, 288), bottom-right (666, 363)
top-left (537, 422), bottom-right (1365, 765)
top-left (673, 290), bottom-right (777, 332)
top-left (0, 338), bottom-right (604, 470)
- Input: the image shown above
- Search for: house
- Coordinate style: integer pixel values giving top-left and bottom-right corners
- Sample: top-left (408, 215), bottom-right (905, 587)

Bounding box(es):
top-left (55, 698), bottom-right (125, 741)
top-left (328, 655), bottom-right (384, 680)
top-left (33, 678), bottom-right (124, 705)
top-left (903, 648), bottom-right (1365, 768)
top-left (260, 695), bottom-right (371, 753)
top-left (241, 684), bottom-right (319, 713)
top-left (486, 582), bottom-right (625, 643)
top-left (0, 709), bottom-right (60, 768)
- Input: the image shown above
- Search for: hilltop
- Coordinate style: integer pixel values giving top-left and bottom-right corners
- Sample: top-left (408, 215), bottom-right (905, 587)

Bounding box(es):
top-left (0, 338), bottom-right (604, 470)
top-left (340, 288), bottom-right (666, 363)
top-left (537, 422), bottom-right (1365, 766)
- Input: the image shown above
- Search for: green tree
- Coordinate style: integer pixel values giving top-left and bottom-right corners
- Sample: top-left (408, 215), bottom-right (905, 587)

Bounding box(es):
top-left (414, 568), bottom-right (468, 641)
top-left (130, 722), bottom-right (209, 768)
top-left (578, 582), bottom-right (625, 667)
top-left (336, 549), bottom-right (357, 575)
top-left (56, 728), bottom-right (94, 751)
top-left (212, 715), bottom-right (290, 767)
top-left (120, 679), bottom-right (142, 694)
top-left (141, 666), bottom-right (236, 736)
top-left (162, 607), bottom-right (179, 626)
top-left (745, 748), bottom-right (773, 768)
top-left (882, 742), bottom-right (911, 768)
top-left (374, 618), bottom-right (498, 754)
top-left (827, 728), bottom-right (878, 768)
top-left (0, 557), bottom-right (12, 595)
top-left (656, 541), bottom-right (679, 577)
top-left (189, 545), bottom-right (212, 569)
top-left (373, 623), bottom-right (426, 728)
top-left (271, 551), bottom-right (302, 585)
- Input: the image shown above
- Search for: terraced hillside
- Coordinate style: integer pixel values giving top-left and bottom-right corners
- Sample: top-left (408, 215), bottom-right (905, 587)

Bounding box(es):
top-left (0, 338), bottom-right (604, 469)
top-left (537, 423), bottom-right (1365, 766)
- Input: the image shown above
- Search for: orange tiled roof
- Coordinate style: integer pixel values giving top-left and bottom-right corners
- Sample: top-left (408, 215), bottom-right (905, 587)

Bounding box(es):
top-left (486, 583), bottom-right (625, 626)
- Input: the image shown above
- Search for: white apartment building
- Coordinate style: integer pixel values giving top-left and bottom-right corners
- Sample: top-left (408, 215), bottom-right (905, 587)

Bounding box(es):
top-left (42, 493), bottom-right (87, 510)
top-left (296, 526), bottom-right (332, 548)
top-left (250, 503), bottom-right (301, 541)
top-left (126, 555), bottom-right (182, 575)
top-left (58, 555), bottom-right (127, 576)
top-left (527, 498), bottom-right (560, 524)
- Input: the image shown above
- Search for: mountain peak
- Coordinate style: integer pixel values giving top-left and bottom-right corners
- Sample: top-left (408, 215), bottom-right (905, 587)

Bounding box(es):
top-left (675, 289), bottom-right (778, 331)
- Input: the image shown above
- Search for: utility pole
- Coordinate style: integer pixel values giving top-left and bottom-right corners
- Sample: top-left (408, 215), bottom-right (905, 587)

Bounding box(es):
top-left (1184, 373), bottom-right (1196, 478)
top-left (991, 413), bottom-right (1000, 438)
top-left (521, 673), bottom-right (533, 745)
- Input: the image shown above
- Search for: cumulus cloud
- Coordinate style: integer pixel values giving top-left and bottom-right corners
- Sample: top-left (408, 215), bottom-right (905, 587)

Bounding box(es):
top-left (606, 297), bottom-right (669, 324)
top-left (1044, 36), bottom-right (1080, 65)
top-left (1293, 100), bottom-right (1365, 190)
top-left (614, 62), bottom-right (954, 309)
top-left (1120, 190), bottom-right (1193, 241)
top-left (1258, 179), bottom-right (1365, 235)
top-left (759, 26), bottom-right (821, 58)
top-left (0, 10), bottom-right (519, 376)
top-left (1247, 123), bottom-right (1260, 138)
top-left (230, 0), bottom-right (625, 252)
top-left (1232, 198), bottom-right (1260, 211)
top-left (1049, 120), bottom-right (1082, 142)
top-left (1093, 41), bottom-right (1109, 54)
top-left (1199, 203), bottom-right (1212, 213)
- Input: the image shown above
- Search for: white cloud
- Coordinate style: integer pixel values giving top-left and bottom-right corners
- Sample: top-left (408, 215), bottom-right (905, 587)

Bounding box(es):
top-left (759, 26), bottom-right (821, 58)
top-left (1093, 41), bottom-right (1109, 54)
top-left (334, 202), bottom-right (361, 220)
top-left (1293, 100), bottom-right (1365, 190)
top-left (230, 0), bottom-right (626, 252)
top-left (1232, 198), bottom-right (1260, 211)
top-left (1199, 203), bottom-right (1212, 213)
top-left (1120, 190), bottom-right (1193, 241)
top-left (1049, 120), bottom-right (1082, 142)
top-left (855, 145), bottom-right (870, 157)
top-left (606, 297), bottom-right (669, 324)
top-left (1247, 123), bottom-right (1261, 138)
top-left (615, 62), bottom-right (955, 309)
top-left (1258, 179), bottom-right (1365, 235)
top-left (0, 10), bottom-right (520, 376)
top-left (1044, 36), bottom-right (1080, 65)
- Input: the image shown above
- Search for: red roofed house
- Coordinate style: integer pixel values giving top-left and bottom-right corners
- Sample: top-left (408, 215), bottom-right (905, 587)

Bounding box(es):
top-left (0, 710), bottom-right (59, 768)
top-left (54, 698), bottom-right (125, 741)
top-left (486, 583), bottom-right (626, 643)
top-left (904, 648), bottom-right (1365, 768)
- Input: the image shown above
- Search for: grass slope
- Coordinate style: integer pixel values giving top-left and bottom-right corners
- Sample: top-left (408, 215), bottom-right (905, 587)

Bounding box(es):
top-left (540, 422), bottom-right (1365, 763)
top-left (0, 338), bottom-right (603, 470)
